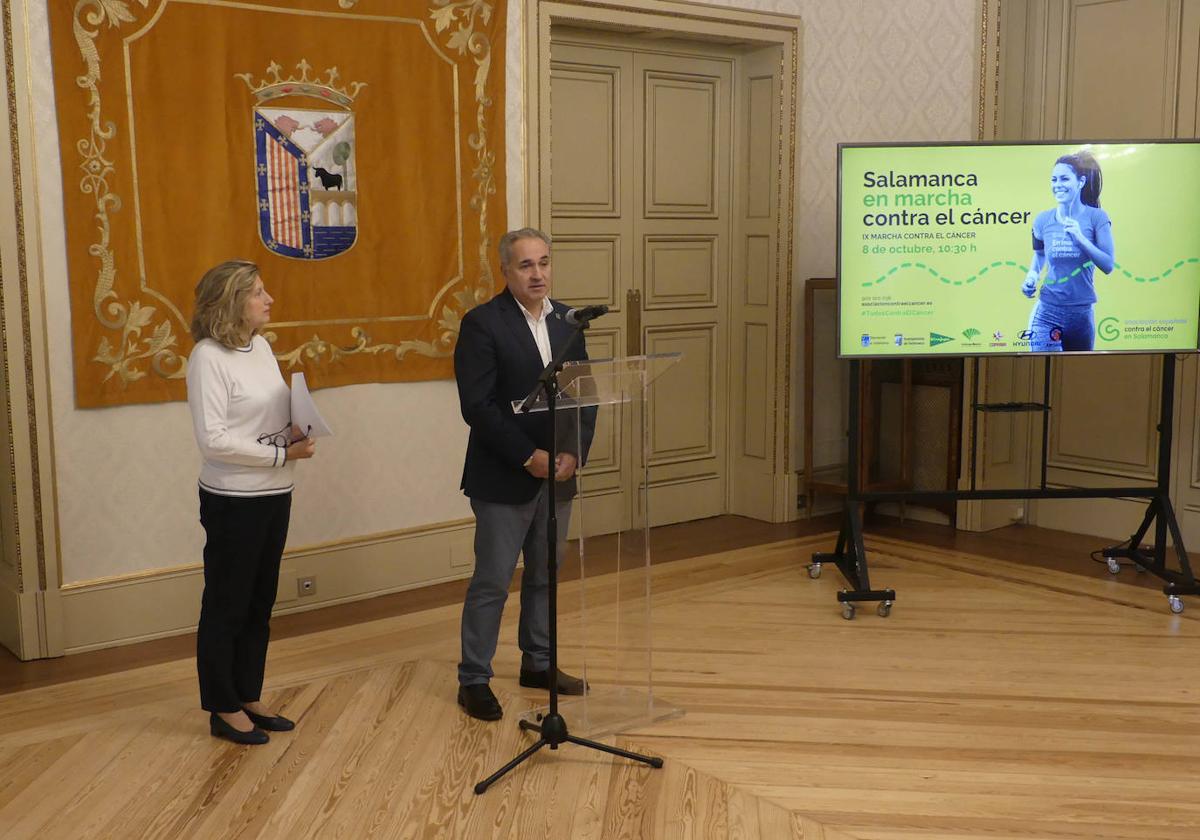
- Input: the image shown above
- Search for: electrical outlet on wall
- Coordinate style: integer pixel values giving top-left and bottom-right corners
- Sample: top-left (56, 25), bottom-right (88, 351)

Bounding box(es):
top-left (297, 576), bottom-right (317, 597)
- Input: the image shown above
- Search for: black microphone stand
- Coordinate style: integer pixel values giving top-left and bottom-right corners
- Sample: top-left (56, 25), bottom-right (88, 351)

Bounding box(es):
top-left (474, 313), bottom-right (663, 795)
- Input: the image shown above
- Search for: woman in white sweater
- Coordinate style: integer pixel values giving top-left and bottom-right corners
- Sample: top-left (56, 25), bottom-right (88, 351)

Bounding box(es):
top-left (186, 260), bottom-right (316, 745)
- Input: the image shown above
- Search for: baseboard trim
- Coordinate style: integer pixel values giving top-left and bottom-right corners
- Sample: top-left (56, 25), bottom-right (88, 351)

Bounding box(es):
top-left (60, 519), bottom-right (477, 654)
top-left (1031, 494), bottom-right (1152, 544)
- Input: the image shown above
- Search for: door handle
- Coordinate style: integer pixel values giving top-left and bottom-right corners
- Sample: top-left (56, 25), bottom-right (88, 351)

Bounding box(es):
top-left (626, 289), bottom-right (642, 356)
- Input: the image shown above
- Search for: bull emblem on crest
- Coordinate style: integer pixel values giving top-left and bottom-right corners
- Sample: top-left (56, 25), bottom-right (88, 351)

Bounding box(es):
top-left (237, 61), bottom-right (365, 260)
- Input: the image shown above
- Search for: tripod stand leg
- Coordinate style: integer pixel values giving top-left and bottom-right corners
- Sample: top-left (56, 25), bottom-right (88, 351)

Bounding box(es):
top-left (847, 500), bottom-right (869, 591)
top-left (1100, 497), bottom-right (1158, 573)
top-left (474, 738), bottom-right (547, 795)
top-left (1160, 495), bottom-right (1197, 582)
top-left (826, 499), bottom-right (895, 619)
top-left (809, 502), bottom-right (851, 578)
top-left (565, 734), bottom-right (664, 768)
top-left (1127, 498), bottom-right (1157, 550)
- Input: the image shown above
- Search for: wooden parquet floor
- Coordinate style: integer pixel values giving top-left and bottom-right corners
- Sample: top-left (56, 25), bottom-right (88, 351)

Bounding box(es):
top-left (1, 532), bottom-right (1198, 839)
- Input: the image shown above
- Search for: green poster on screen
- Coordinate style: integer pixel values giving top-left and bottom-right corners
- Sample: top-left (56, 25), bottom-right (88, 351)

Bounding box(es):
top-left (838, 142), bottom-right (1200, 357)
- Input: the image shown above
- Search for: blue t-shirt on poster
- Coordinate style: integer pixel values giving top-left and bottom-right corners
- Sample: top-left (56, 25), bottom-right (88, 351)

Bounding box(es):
top-left (1031, 205), bottom-right (1112, 306)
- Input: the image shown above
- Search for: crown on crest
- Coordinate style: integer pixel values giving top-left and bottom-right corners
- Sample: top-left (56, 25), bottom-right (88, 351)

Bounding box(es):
top-left (235, 60), bottom-right (366, 108)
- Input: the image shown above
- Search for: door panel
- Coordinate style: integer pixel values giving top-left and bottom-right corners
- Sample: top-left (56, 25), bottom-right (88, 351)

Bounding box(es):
top-left (646, 325), bottom-right (717, 463)
top-left (550, 44), bottom-right (633, 535)
top-left (551, 38), bottom-right (730, 530)
top-left (741, 323), bottom-right (769, 460)
top-left (1174, 0), bottom-right (1200, 547)
top-left (579, 328), bottom-right (621, 476)
top-left (983, 0), bottom-right (1195, 539)
top-left (550, 66), bottom-right (623, 215)
top-left (551, 236), bottom-right (620, 309)
top-left (1066, 0), bottom-right (1180, 138)
top-left (1177, 356), bottom-right (1200, 545)
top-left (729, 45), bottom-right (783, 519)
top-left (644, 73), bottom-right (719, 215)
top-left (635, 52), bottom-right (729, 524)
top-left (550, 42), bottom-right (633, 372)
top-left (1035, 0), bottom-right (1176, 535)
top-left (643, 236), bottom-right (717, 307)
top-left (1049, 355), bottom-right (1160, 482)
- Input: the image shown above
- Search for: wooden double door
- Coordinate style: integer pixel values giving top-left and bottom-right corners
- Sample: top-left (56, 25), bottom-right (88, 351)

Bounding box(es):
top-left (546, 30), bottom-right (783, 532)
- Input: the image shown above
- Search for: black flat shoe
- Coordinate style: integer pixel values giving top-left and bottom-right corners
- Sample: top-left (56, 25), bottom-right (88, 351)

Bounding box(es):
top-left (210, 712), bottom-right (269, 745)
top-left (242, 708), bottom-right (295, 732)
top-left (519, 668), bottom-right (588, 696)
top-left (457, 683), bottom-right (503, 721)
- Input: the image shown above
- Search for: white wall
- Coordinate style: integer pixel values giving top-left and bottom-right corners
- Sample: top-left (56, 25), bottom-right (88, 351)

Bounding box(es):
top-left (735, 0), bottom-right (978, 472)
top-left (22, 0), bottom-right (978, 585)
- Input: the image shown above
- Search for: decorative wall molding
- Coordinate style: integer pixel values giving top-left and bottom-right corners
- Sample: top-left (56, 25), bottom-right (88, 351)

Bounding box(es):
top-left (742, 322), bottom-right (769, 459)
top-left (645, 323), bottom-right (717, 463)
top-left (643, 235), bottom-right (718, 308)
top-left (60, 517), bottom-right (477, 653)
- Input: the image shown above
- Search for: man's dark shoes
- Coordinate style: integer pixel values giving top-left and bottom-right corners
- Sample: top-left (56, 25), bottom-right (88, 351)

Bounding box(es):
top-left (242, 708), bottom-right (295, 732)
top-left (209, 712), bottom-right (269, 745)
top-left (519, 668), bottom-right (588, 696)
top-left (458, 683), bottom-right (503, 721)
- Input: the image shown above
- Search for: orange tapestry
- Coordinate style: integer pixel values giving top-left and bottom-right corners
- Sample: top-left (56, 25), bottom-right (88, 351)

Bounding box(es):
top-left (48, 0), bottom-right (507, 407)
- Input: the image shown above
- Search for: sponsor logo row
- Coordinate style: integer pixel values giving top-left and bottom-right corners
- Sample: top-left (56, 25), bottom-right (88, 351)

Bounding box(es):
top-left (859, 318), bottom-right (1177, 349)
top-left (859, 327), bottom-right (1011, 349)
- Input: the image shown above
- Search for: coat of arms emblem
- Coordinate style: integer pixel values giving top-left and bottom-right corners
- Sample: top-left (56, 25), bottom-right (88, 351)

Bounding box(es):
top-left (236, 61), bottom-right (366, 260)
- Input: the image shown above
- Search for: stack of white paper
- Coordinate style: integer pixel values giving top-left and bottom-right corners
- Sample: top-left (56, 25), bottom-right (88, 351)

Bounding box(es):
top-left (290, 373), bottom-right (333, 438)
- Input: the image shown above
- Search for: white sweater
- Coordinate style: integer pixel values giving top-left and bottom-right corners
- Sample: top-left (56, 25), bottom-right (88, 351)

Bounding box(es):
top-left (186, 335), bottom-right (294, 496)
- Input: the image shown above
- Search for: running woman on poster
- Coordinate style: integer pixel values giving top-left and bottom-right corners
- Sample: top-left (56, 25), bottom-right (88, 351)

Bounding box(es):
top-left (1021, 151), bottom-right (1114, 351)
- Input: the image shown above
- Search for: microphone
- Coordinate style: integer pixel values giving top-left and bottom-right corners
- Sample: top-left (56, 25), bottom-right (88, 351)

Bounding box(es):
top-left (564, 304), bottom-right (609, 325)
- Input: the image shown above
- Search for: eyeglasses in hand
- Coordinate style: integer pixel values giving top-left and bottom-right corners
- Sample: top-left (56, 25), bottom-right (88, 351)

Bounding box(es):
top-left (257, 423), bottom-right (311, 448)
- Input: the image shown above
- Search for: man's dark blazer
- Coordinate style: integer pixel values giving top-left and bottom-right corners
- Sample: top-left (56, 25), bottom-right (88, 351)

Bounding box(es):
top-left (454, 289), bottom-right (596, 504)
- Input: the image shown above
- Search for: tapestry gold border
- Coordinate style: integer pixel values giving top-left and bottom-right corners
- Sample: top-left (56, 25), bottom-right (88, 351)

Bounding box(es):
top-left (61, 0), bottom-right (504, 401)
top-left (120, 1), bottom-right (466, 331)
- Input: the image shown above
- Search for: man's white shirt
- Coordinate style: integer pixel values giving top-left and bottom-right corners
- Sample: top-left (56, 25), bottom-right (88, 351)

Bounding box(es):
top-left (516, 297), bottom-right (554, 366)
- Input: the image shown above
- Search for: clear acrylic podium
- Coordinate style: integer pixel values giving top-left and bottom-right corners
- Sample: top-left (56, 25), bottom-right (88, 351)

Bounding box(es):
top-left (511, 353), bottom-right (685, 738)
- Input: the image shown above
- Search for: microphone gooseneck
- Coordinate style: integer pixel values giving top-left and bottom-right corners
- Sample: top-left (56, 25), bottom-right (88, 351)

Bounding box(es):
top-left (564, 304), bottom-right (610, 326)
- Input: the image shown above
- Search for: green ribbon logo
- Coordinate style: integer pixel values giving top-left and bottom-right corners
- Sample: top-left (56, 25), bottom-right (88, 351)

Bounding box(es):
top-left (1098, 317), bottom-right (1121, 342)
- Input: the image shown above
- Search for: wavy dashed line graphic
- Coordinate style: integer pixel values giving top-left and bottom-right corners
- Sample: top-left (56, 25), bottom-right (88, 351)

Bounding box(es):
top-left (861, 258), bottom-right (1200, 288)
top-left (1113, 258), bottom-right (1200, 284)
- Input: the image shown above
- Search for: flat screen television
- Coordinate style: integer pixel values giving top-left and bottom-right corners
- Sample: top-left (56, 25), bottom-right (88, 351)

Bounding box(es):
top-left (837, 140), bottom-right (1200, 357)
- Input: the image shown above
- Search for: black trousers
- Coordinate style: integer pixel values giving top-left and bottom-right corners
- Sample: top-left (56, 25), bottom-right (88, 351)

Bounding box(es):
top-left (196, 488), bottom-right (291, 713)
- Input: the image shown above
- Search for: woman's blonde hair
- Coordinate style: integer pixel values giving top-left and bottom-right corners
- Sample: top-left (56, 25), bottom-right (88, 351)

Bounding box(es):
top-left (190, 260), bottom-right (261, 349)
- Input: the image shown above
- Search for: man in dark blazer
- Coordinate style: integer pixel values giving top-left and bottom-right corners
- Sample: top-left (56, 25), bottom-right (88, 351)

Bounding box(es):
top-left (453, 227), bottom-right (596, 721)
